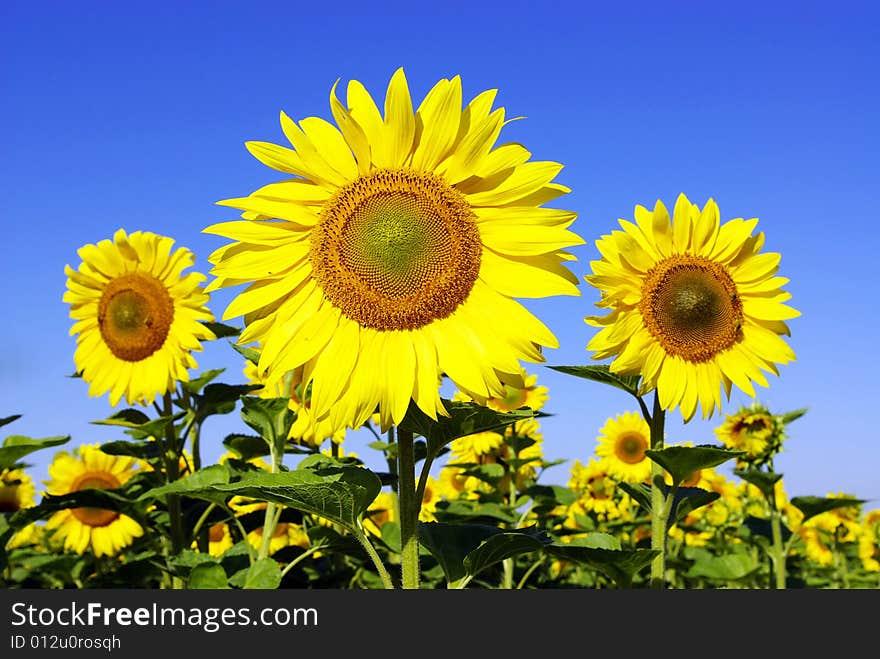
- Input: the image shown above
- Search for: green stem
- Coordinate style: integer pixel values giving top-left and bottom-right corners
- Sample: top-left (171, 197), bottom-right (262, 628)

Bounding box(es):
top-left (279, 542), bottom-right (327, 580)
top-left (516, 556), bottom-right (545, 590)
top-left (385, 427), bottom-right (399, 495)
top-left (647, 391), bottom-right (668, 589)
top-left (397, 427), bottom-right (420, 589)
top-left (257, 439), bottom-right (284, 561)
top-left (353, 531), bottom-right (395, 589)
top-left (501, 462), bottom-right (518, 589)
top-left (769, 502), bottom-right (787, 589)
top-left (161, 393), bottom-right (185, 588)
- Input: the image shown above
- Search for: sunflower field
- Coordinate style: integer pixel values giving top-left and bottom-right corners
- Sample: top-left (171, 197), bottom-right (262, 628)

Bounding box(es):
top-left (2, 70), bottom-right (877, 591)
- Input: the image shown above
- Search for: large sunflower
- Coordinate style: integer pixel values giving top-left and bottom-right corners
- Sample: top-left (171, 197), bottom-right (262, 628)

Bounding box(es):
top-left (593, 411), bottom-right (652, 483)
top-left (585, 194), bottom-right (798, 420)
top-left (205, 68), bottom-right (582, 435)
top-left (44, 444), bottom-right (144, 557)
top-left (64, 229), bottom-right (216, 406)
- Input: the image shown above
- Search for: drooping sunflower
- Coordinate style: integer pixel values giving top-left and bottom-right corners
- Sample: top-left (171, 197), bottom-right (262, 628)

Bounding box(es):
top-left (715, 402), bottom-right (784, 465)
top-left (44, 444), bottom-right (144, 557)
top-left (64, 229), bottom-right (216, 406)
top-left (585, 194), bottom-right (798, 421)
top-left (593, 411), bottom-right (652, 483)
top-left (0, 467), bottom-right (36, 514)
top-left (205, 68), bottom-right (582, 435)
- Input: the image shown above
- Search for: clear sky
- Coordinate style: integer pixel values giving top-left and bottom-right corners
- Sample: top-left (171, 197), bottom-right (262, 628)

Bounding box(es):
top-left (2, 1), bottom-right (878, 512)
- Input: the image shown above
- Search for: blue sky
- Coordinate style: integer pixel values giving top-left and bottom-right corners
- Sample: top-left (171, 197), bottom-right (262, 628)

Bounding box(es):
top-left (2, 1), bottom-right (878, 513)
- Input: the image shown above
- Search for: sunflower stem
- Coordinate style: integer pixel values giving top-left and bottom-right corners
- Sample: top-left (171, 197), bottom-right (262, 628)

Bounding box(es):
top-left (161, 392), bottom-right (185, 587)
top-left (257, 437), bottom-right (284, 561)
top-left (647, 391), bottom-right (668, 589)
top-left (397, 427), bottom-right (420, 589)
top-left (353, 530), bottom-right (395, 589)
top-left (769, 493), bottom-right (787, 589)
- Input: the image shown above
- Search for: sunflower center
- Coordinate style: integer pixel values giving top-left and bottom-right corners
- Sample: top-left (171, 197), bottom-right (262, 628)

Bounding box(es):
top-left (70, 471), bottom-right (121, 527)
top-left (614, 432), bottom-right (648, 465)
top-left (311, 169), bottom-right (481, 330)
top-left (208, 523), bottom-right (226, 543)
top-left (98, 273), bottom-right (174, 362)
top-left (0, 484), bottom-right (22, 513)
top-left (640, 255), bottom-right (743, 363)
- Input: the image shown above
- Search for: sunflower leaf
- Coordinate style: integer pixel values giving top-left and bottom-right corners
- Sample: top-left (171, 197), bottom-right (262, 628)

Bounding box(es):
top-left (399, 399), bottom-right (534, 458)
top-left (418, 522), bottom-right (550, 584)
top-left (734, 468), bottom-right (784, 500)
top-left (0, 414), bottom-right (22, 429)
top-left (183, 369), bottom-right (227, 394)
top-left (9, 487), bottom-right (142, 530)
top-left (546, 545), bottom-right (658, 587)
top-left (644, 445), bottom-right (744, 486)
top-left (670, 487), bottom-right (721, 527)
top-left (243, 558), bottom-right (282, 590)
top-left (789, 496), bottom-right (866, 523)
top-left (0, 435), bottom-right (71, 472)
top-left (222, 434), bottom-right (270, 461)
top-left (230, 342), bottom-right (261, 366)
top-left (99, 440), bottom-right (163, 461)
top-left (684, 548), bottom-right (759, 581)
top-left (188, 563), bottom-right (229, 589)
top-left (547, 365), bottom-right (641, 398)
top-left (240, 397), bottom-right (295, 448)
top-left (91, 409), bottom-right (151, 427)
top-left (780, 408), bottom-right (808, 425)
top-left (616, 482), bottom-right (653, 513)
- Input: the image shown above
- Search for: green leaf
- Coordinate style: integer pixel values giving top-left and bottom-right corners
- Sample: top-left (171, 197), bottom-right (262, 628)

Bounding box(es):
top-left (188, 563), bottom-right (229, 589)
top-left (240, 397), bottom-right (295, 446)
top-left (0, 435), bottom-right (70, 471)
top-left (222, 434), bottom-right (270, 461)
top-left (170, 550), bottom-right (219, 569)
top-left (243, 558), bottom-right (282, 589)
top-left (379, 521), bottom-right (401, 553)
top-left (616, 482), bottom-right (653, 513)
top-left (105, 413), bottom-right (185, 441)
top-left (670, 488), bottom-right (721, 526)
top-left (138, 464), bottom-right (232, 505)
top-left (183, 369), bottom-right (226, 394)
top-left (460, 463), bottom-right (506, 486)
top-left (98, 440), bottom-right (162, 461)
top-left (435, 500), bottom-right (518, 524)
top-left (524, 484), bottom-right (577, 507)
top-left (790, 496), bottom-right (866, 523)
top-left (547, 365), bottom-right (641, 398)
top-left (418, 522), bottom-right (549, 584)
top-left (0, 414), bottom-right (22, 429)
top-left (462, 527), bottom-right (552, 579)
top-left (685, 551), bottom-right (758, 580)
top-left (562, 533), bottom-right (622, 550)
top-left (143, 466), bottom-right (381, 533)
top-left (91, 409), bottom-right (151, 427)
top-left (230, 342), bottom-right (261, 366)
top-left (202, 322), bottom-right (242, 339)
top-left (546, 545), bottom-right (658, 587)
top-left (734, 468), bottom-right (784, 500)
top-left (193, 383), bottom-right (264, 420)
top-left (10, 487), bottom-right (136, 529)
top-left (399, 399), bottom-right (534, 458)
top-left (781, 408), bottom-right (808, 425)
top-left (645, 445), bottom-right (744, 486)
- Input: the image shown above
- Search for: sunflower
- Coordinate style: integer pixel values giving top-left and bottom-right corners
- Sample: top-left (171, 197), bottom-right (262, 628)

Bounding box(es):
top-left (363, 491), bottom-right (397, 537)
top-left (0, 467), bottom-right (36, 514)
top-left (585, 194), bottom-right (798, 421)
top-left (715, 402), bottom-right (784, 465)
top-left (567, 459), bottom-right (628, 520)
top-left (205, 68), bottom-right (582, 436)
top-left (419, 476), bottom-right (442, 522)
top-left (456, 368), bottom-right (549, 412)
top-left (64, 229), bottom-right (215, 406)
top-left (44, 444), bottom-right (144, 557)
top-left (594, 411), bottom-right (652, 483)
top-left (196, 522), bottom-right (234, 557)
